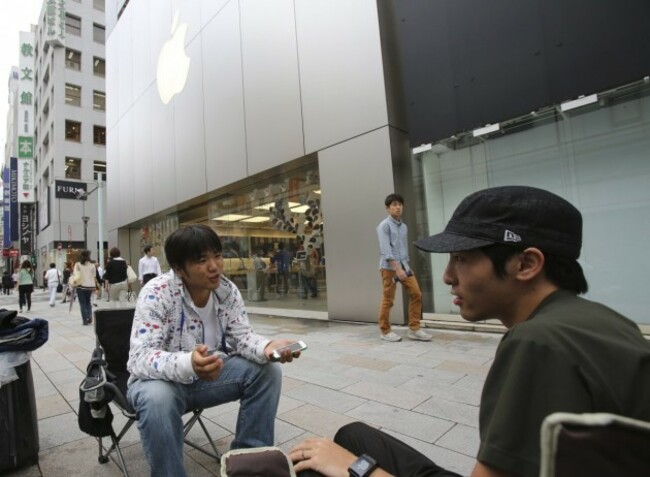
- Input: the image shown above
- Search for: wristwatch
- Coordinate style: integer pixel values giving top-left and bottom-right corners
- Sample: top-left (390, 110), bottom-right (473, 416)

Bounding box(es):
top-left (348, 454), bottom-right (378, 477)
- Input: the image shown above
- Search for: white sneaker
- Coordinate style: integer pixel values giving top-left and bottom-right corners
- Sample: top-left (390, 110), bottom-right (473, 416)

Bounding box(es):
top-left (407, 329), bottom-right (433, 341)
top-left (380, 331), bottom-right (402, 342)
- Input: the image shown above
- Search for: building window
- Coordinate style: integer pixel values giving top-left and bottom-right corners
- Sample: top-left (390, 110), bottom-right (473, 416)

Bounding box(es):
top-left (94, 161), bottom-right (107, 181)
top-left (94, 125), bottom-right (106, 145)
top-left (65, 120), bottom-right (81, 142)
top-left (93, 91), bottom-right (106, 111)
top-left (93, 0), bottom-right (105, 11)
top-left (65, 48), bottom-right (81, 71)
top-left (93, 23), bottom-right (105, 44)
top-left (65, 14), bottom-right (82, 36)
top-left (416, 79), bottom-right (650, 326)
top-left (93, 57), bottom-right (105, 77)
top-left (65, 84), bottom-right (81, 107)
top-left (65, 157), bottom-right (81, 179)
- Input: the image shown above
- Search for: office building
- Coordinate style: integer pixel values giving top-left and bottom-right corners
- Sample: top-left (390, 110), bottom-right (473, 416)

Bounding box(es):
top-left (26, 0), bottom-right (107, 281)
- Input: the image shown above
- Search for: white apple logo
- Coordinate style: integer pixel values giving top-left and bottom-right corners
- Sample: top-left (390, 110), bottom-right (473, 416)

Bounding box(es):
top-left (157, 11), bottom-right (191, 105)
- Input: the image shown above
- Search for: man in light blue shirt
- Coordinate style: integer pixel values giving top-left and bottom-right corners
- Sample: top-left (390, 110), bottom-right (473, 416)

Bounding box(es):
top-left (376, 193), bottom-right (432, 342)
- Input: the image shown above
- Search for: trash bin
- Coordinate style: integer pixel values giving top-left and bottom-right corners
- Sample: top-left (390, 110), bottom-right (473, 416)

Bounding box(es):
top-left (0, 360), bottom-right (39, 472)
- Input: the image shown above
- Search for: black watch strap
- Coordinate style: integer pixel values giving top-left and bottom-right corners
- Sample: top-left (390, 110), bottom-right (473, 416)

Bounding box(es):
top-left (348, 453), bottom-right (378, 477)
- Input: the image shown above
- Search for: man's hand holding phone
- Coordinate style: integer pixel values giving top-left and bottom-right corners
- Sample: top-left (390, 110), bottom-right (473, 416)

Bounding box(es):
top-left (267, 340), bottom-right (307, 363)
top-left (192, 345), bottom-right (227, 381)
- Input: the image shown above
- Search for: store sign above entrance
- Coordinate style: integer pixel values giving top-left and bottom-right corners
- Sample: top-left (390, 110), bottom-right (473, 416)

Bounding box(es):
top-left (2, 249), bottom-right (20, 257)
top-left (55, 180), bottom-right (87, 199)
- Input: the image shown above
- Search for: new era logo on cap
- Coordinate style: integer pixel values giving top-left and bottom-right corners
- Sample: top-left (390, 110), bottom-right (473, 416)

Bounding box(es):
top-left (503, 230), bottom-right (521, 243)
top-left (413, 186), bottom-right (583, 259)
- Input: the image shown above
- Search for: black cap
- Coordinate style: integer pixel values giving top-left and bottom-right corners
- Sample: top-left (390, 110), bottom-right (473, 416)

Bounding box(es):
top-left (414, 186), bottom-right (582, 259)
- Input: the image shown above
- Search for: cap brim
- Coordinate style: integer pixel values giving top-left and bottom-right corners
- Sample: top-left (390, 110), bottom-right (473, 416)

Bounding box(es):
top-left (414, 232), bottom-right (494, 253)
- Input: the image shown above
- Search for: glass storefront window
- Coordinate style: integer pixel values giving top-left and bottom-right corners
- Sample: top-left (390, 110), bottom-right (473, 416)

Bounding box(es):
top-left (415, 79), bottom-right (650, 326)
top-left (138, 160), bottom-right (325, 311)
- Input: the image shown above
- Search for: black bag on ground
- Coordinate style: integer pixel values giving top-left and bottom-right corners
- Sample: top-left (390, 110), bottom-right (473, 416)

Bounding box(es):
top-left (78, 348), bottom-right (114, 437)
top-left (0, 361), bottom-right (39, 472)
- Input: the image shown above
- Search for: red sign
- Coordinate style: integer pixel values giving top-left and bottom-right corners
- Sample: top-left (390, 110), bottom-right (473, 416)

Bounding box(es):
top-left (2, 249), bottom-right (20, 257)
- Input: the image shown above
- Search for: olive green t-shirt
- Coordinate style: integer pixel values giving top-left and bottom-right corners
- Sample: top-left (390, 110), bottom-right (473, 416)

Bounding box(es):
top-left (477, 290), bottom-right (650, 477)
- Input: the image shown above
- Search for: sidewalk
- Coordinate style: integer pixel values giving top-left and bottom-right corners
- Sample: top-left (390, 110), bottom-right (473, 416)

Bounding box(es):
top-left (1, 289), bottom-right (500, 476)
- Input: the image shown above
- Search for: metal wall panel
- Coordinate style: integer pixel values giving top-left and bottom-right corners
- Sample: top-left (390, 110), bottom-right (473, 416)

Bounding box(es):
top-left (117, 5), bottom-right (134, 123)
top-left (148, 0), bottom-right (173, 92)
top-left (106, 124), bottom-right (119, 235)
top-left (295, 0), bottom-right (388, 154)
top-left (150, 84), bottom-right (177, 213)
top-left (200, 0), bottom-right (232, 26)
top-left (105, 26), bottom-right (120, 131)
top-left (131, 0), bottom-right (153, 102)
top-left (117, 112), bottom-right (136, 225)
top-left (319, 127), bottom-right (402, 323)
top-left (202, 0), bottom-right (247, 191)
top-left (133, 88), bottom-right (154, 219)
top-left (173, 40), bottom-right (208, 203)
top-left (240, 0), bottom-right (305, 174)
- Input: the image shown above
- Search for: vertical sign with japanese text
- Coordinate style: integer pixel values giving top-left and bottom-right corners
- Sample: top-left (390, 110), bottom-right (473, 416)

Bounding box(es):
top-left (18, 31), bottom-right (35, 203)
top-left (3, 168), bottom-right (11, 248)
top-left (10, 158), bottom-right (19, 242)
top-left (45, 0), bottom-right (67, 47)
top-left (20, 203), bottom-right (34, 255)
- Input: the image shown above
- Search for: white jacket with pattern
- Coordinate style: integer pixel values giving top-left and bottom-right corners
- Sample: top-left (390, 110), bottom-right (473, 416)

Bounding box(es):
top-left (127, 270), bottom-right (270, 385)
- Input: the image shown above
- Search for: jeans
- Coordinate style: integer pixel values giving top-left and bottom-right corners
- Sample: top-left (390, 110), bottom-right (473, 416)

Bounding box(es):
top-left (76, 287), bottom-right (94, 323)
top-left (378, 269), bottom-right (422, 334)
top-left (127, 356), bottom-right (282, 477)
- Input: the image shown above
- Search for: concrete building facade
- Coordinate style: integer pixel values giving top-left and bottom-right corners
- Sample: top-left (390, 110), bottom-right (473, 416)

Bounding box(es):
top-left (29, 0), bottom-right (108, 282)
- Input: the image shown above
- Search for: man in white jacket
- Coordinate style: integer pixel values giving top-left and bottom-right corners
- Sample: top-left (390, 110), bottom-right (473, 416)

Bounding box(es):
top-left (127, 224), bottom-right (302, 477)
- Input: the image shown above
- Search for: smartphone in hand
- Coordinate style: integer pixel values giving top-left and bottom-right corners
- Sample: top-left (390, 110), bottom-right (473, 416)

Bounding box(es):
top-left (270, 341), bottom-right (307, 362)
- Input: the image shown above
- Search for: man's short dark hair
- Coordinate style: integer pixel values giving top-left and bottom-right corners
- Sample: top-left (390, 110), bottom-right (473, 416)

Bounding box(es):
top-left (143, 245), bottom-right (152, 254)
top-left (480, 244), bottom-right (588, 294)
top-left (384, 193), bottom-right (404, 207)
top-left (165, 224), bottom-right (222, 271)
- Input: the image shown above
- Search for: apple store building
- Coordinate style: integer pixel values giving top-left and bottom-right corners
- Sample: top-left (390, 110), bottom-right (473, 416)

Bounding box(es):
top-left (105, 0), bottom-right (650, 331)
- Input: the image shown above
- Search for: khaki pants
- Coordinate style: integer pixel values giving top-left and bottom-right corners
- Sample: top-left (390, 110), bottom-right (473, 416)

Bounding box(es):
top-left (378, 269), bottom-right (422, 334)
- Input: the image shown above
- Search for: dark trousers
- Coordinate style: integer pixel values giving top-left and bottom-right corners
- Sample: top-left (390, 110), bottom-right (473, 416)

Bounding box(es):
top-left (142, 273), bottom-right (157, 285)
top-left (276, 270), bottom-right (289, 294)
top-left (18, 285), bottom-right (33, 311)
top-left (298, 422), bottom-right (462, 477)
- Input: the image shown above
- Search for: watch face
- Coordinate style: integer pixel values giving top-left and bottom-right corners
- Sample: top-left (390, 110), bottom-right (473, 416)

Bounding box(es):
top-left (355, 460), bottom-right (371, 472)
top-left (350, 455), bottom-right (377, 477)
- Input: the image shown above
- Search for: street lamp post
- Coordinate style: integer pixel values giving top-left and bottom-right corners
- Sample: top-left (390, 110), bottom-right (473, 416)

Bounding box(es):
top-left (82, 216), bottom-right (90, 249)
top-left (77, 173), bottom-right (105, 267)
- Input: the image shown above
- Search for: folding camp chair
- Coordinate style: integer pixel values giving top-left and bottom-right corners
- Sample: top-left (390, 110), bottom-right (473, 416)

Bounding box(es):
top-left (79, 308), bottom-right (220, 477)
top-left (539, 412), bottom-right (650, 477)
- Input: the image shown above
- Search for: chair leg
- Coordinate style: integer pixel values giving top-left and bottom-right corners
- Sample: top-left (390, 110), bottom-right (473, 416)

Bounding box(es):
top-left (183, 410), bottom-right (220, 460)
top-left (97, 420), bottom-right (136, 477)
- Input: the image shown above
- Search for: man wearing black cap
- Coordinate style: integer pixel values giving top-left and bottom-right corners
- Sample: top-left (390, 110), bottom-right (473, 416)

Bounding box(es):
top-left (289, 186), bottom-right (650, 477)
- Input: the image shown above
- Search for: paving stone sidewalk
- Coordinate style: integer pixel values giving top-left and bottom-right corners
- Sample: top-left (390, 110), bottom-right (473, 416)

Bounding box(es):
top-left (0, 290), bottom-right (500, 476)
